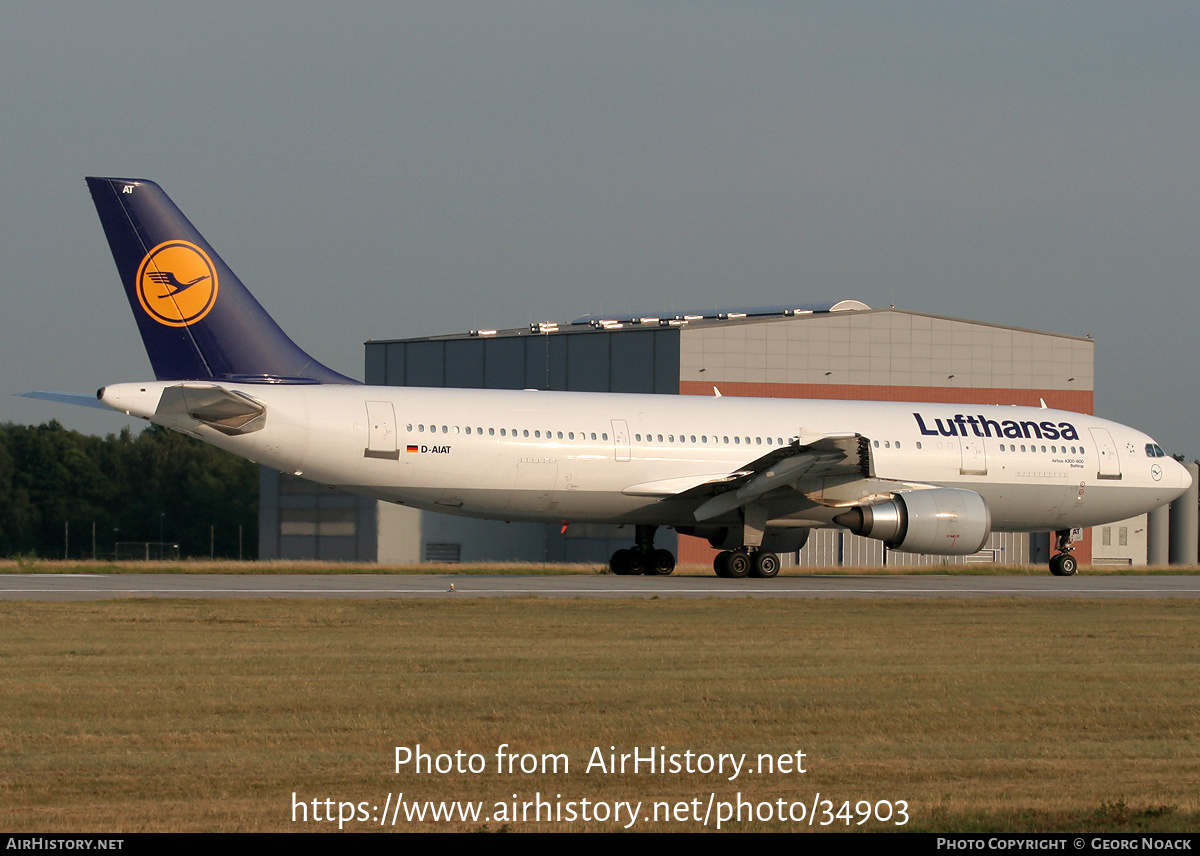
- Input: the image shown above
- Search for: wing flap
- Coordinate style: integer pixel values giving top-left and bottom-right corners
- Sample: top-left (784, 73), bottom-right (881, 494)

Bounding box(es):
top-left (622, 473), bottom-right (741, 497)
top-left (694, 452), bottom-right (823, 521)
top-left (661, 431), bottom-right (870, 522)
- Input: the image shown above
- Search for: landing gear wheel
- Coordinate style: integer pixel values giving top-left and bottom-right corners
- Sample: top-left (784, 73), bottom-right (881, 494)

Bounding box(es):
top-left (750, 550), bottom-right (780, 578)
top-left (610, 549), bottom-right (634, 575)
top-left (646, 548), bottom-right (676, 576)
top-left (1049, 553), bottom-right (1078, 577)
top-left (726, 549), bottom-right (751, 579)
top-left (713, 551), bottom-right (732, 578)
top-left (626, 549), bottom-right (649, 576)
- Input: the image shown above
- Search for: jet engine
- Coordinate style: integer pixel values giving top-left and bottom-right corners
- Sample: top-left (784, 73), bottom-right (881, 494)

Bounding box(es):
top-left (833, 488), bottom-right (991, 555)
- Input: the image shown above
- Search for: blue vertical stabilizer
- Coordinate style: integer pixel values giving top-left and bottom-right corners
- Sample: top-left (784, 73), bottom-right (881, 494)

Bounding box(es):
top-left (86, 177), bottom-right (358, 384)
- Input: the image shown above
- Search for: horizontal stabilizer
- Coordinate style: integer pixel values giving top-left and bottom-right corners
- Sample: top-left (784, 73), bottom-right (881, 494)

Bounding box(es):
top-left (19, 391), bottom-right (112, 411)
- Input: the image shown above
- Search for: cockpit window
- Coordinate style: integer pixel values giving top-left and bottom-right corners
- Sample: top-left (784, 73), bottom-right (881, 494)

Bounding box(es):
top-left (1146, 443), bottom-right (1166, 458)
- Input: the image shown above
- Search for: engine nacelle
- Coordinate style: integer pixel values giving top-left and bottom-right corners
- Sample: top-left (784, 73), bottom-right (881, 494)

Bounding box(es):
top-left (678, 525), bottom-right (811, 554)
top-left (833, 488), bottom-right (991, 555)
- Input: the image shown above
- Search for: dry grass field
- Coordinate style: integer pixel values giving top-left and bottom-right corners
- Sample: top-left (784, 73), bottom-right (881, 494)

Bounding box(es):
top-left (0, 559), bottom-right (600, 575)
top-left (1, 596), bottom-right (1197, 832)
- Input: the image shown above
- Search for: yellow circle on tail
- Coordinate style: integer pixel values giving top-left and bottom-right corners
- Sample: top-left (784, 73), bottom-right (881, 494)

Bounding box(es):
top-left (135, 241), bottom-right (219, 327)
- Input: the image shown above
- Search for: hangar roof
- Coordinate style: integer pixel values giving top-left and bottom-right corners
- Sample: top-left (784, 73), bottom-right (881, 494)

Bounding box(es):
top-left (367, 301), bottom-right (1092, 346)
top-left (571, 299), bottom-right (870, 326)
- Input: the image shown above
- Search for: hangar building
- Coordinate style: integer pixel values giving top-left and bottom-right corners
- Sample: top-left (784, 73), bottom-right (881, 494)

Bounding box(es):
top-left (257, 299), bottom-right (1187, 569)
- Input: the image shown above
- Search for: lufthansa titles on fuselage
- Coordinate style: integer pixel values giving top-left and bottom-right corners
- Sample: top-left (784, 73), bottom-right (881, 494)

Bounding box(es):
top-left (913, 412), bottom-right (1080, 441)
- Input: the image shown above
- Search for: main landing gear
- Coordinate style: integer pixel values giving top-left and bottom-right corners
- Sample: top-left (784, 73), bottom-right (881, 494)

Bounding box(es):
top-left (609, 524), bottom-right (676, 576)
top-left (1049, 529), bottom-right (1078, 577)
top-left (713, 548), bottom-right (780, 579)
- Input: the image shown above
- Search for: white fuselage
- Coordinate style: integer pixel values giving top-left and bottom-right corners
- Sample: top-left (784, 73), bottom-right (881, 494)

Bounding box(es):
top-left (98, 382), bottom-right (1191, 533)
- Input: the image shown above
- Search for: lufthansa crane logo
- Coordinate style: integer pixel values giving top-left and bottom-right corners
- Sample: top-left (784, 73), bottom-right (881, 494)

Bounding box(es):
top-left (135, 241), bottom-right (219, 327)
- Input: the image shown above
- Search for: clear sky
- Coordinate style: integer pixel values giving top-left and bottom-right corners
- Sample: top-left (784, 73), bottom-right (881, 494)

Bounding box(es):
top-left (4, 2), bottom-right (1198, 453)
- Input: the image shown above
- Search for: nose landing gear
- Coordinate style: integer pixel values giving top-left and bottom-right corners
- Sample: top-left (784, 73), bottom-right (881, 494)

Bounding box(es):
top-left (1049, 529), bottom-right (1078, 576)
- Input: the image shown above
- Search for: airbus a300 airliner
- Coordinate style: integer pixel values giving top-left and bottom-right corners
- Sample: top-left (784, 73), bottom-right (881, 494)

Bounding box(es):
top-left (27, 178), bottom-right (1191, 578)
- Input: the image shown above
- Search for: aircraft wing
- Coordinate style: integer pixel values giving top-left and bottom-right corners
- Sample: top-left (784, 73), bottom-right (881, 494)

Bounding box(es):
top-left (622, 432), bottom-right (868, 521)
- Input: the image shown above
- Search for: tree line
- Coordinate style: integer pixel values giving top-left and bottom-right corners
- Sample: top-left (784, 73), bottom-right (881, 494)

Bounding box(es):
top-left (0, 421), bottom-right (257, 559)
